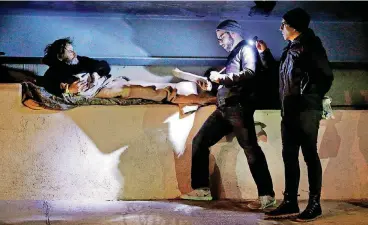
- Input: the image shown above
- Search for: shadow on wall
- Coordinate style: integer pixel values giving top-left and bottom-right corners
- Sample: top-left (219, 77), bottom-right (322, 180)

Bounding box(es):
top-left (66, 105), bottom-right (186, 199)
top-left (319, 111), bottom-right (342, 159)
top-left (357, 111), bottom-right (368, 165)
top-left (170, 106), bottom-right (238, 200)
top-left (63, 103), bottom-right (270, 200)
top-left (173, 106), bottom-right (269, 200)
top-left (209, 143), bottom-right (242, 200)
top-left (320, 110), bottom-right (368, 199)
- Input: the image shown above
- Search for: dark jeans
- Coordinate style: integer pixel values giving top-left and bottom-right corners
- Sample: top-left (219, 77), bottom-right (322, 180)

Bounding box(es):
top-left (191, 104), bottom-right (275, 197)
top-left (281, 110), bottom-right (322, 196)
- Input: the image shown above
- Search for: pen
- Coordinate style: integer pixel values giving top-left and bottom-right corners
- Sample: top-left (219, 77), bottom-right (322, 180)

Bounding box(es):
top-left (218, 67), bottom-right (226, 74)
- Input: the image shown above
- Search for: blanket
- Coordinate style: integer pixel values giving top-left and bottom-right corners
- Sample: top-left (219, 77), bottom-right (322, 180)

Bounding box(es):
top-left (21, 82), bottom-right (334, 120)
top-left (21, 82), bottom-right (161, 110)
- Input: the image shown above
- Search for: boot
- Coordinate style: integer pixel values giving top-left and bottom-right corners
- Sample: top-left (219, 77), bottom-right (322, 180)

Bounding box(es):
top-left (296, 194), bottom-right (322, 222)
top-left (264, 192), bottom-right (300, 219)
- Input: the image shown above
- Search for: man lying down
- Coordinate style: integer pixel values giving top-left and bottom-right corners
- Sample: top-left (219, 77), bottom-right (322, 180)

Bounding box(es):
top-left (24, 37), bottom-right (216, 110)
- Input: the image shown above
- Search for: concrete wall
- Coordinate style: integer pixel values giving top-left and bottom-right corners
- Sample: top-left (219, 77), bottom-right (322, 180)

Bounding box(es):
top-left (1, 15), bottom-right (367, 61)
top-left (0, 83), bottom-right (367, 201)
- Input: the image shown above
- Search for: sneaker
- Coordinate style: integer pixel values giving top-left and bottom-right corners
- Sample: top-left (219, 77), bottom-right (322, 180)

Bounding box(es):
top-left (180, 188), bottom-right (212, 201)
top-left (248, 195), bottom-right (277, 210)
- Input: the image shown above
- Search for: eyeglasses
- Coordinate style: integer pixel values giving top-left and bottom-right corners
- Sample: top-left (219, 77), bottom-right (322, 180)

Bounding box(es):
top-left (217, 32), bottom-right (230, 41)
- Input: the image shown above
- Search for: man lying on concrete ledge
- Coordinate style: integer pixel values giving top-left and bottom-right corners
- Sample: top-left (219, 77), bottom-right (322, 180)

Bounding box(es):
top-left (32, 37), bottom-right (216, 108)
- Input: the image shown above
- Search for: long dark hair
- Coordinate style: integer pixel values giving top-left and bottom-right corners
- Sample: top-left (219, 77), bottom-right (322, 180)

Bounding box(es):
top-left (42, 37), bottom-right (73, 66)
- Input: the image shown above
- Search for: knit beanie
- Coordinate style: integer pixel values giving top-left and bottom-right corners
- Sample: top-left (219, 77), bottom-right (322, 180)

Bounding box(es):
top-left (283, 8), bottom-right (310, 32)
top-left (216, 20), bottom-right (243, 35)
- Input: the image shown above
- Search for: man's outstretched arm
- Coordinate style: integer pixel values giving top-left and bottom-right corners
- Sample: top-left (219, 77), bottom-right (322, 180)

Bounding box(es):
top-left (257, 40), bottom-right (276, 69)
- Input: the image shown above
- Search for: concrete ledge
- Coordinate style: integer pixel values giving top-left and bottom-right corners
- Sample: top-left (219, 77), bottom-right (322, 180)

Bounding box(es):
top-left (0, 83), bottom-right (367, 201)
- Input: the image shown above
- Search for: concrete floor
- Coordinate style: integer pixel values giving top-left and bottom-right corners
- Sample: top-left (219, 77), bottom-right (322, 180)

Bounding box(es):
top-left (0, 200), bottom-right (367, 225)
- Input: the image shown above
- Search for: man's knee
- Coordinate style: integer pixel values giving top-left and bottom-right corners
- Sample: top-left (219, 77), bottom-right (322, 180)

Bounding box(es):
top-left (302, 149), bottom-right (320, 165)
top-left (242, 145), bottom-right (263, 164)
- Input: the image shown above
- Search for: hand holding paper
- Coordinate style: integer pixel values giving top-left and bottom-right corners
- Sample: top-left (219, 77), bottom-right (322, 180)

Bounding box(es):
top-left (172, 68), bottom-right (212, 91)
top-left (209, 71), bottom-right (227, 83)
top-left (172, 68), bottom-right (208, 83)
top-left (196, 80), bottom-right (212, 91)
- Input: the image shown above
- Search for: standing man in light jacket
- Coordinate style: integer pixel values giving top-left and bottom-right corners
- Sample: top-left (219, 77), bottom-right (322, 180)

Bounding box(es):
top-left (256, 8), bottom-right (334, 222)
top-left (180, 20), bottom-right (276, 210)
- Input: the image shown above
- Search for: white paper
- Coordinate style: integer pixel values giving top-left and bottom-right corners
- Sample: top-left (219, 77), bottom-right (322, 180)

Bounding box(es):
top-left (172, 68), bottom-right (208, 83)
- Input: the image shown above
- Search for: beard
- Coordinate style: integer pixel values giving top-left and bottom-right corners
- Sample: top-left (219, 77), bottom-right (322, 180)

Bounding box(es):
top-left (223, 37), bottom-right (234, 52)
top-left (66, 57), bottom-right (79, 65)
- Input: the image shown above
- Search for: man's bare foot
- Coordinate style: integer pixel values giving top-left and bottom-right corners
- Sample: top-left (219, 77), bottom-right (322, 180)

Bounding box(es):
top-left (23, 99), bottom-right (43, 110)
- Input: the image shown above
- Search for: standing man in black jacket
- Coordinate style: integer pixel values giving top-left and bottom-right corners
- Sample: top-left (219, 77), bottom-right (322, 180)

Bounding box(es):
top-left (256, 8), bottom-right (334, 221)
top-left (180, 20), bottom-right (276, 210)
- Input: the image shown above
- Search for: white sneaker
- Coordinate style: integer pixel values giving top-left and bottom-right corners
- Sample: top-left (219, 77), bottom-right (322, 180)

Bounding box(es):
top-left (248, 195), bottom-right (276, 210)
top-left (180, 188), bottom-right (212, 201)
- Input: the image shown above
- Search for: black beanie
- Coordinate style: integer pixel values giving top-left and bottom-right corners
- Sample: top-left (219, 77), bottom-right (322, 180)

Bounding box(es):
top-left (216, 20), bottom-right (243, 35)
top-left (283, 7), bottom-right (310, 32)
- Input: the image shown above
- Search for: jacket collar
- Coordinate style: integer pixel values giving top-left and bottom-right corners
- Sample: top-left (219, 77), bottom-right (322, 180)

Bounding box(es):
top-left (282, 29), bottom-right (315, 52)
top-left (231, 40), bottom-right (247, 53)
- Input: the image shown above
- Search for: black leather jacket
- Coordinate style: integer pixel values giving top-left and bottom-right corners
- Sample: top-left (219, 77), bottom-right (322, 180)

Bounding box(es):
top-left (215, 40), bottom-right (261, 107)
top-left (260, 29), bottom-right (334, 115)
